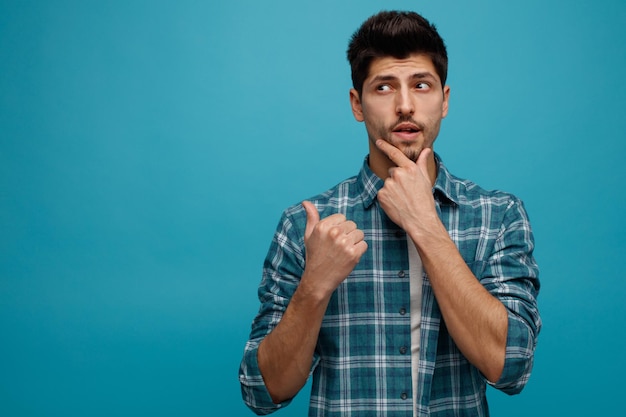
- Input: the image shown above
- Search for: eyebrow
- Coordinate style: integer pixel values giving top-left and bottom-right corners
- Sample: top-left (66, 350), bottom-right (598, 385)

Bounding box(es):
top-left (370, 72), bottom-right (437, 84)
top-left (410, 72), bottom-right (437, 81)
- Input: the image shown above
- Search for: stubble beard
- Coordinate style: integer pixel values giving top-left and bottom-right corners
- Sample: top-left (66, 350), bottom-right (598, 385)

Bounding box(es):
top-left (395, 142), bottom-right (422, 162)
top-left (378, 117), bottom-right (428, 162)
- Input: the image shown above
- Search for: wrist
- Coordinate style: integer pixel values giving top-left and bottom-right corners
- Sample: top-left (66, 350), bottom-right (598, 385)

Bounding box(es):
top-left (295, 272), bottom-right (334, 308)
top-left (405, 213), bottom-right (447, 243)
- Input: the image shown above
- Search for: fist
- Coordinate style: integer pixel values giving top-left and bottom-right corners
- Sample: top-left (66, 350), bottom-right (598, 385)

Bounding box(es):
top-left (301, 201), bottom-right (368, 296)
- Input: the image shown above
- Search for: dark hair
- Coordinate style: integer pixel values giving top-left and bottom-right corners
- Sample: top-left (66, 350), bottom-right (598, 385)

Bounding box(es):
top-left (347, 11), bottom-right (448, 95)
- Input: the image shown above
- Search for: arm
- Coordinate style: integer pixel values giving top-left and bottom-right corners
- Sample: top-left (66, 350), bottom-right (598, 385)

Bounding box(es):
top-left (410, 221), bottom-right (508, 382)
top-left (375, 141), bottom-right (508, 382)
top-left (255, 201), bottom-right (367, 403)
top-left (256, 275), bottom-right (330, 403)
top-left (479, 199), bottom-right (541, 392)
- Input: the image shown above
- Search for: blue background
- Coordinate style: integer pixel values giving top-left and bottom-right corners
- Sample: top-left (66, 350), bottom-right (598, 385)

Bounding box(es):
top-left (2, 0), bottom-right (625, 415)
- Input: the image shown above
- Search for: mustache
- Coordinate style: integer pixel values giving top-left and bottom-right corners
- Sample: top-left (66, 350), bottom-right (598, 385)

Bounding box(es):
top-left (391, 116), bottom-right (425, 131)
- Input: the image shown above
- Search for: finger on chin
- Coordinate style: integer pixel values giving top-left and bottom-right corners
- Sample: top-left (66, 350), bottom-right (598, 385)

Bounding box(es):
top-left (376, 139), bottom-right (409, 166)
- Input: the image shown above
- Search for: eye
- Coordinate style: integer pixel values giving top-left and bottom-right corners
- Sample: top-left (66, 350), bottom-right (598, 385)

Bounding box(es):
top-left (416, 82), bottom-right (431, 90)
top-left (376, 84), bottom-right (392, 92)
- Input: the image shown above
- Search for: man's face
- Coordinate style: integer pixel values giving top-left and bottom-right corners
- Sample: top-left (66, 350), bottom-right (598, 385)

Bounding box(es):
top-left (350, 53), bottom-right (450, 167)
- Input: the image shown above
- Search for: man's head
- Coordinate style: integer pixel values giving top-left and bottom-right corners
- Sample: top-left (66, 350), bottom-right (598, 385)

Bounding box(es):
top-left (347, 11), bottom-right (448, 97)
top-left (347, 11), bottom-right (450, 178)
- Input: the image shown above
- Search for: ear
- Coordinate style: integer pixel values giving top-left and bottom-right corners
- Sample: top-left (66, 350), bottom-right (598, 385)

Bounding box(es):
top-left (441, 85), bottom-right (450, 119)
top-left (349, 88), bottom-right (364, 122)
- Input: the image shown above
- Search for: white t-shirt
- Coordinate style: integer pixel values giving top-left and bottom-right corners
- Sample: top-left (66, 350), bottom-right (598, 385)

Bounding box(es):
top-left (408, 237), bottom-right (423, 414)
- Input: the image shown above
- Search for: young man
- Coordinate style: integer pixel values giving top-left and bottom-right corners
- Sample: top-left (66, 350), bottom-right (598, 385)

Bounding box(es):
top-left (239, 10), bottom-right (541, 417)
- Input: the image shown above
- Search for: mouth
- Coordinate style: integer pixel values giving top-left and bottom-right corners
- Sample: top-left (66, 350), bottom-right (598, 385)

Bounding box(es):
top-left (392, 122), bottom-right (421, 140)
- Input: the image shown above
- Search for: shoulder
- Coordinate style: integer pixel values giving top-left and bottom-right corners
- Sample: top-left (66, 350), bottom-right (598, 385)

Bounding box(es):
top-left (283, 174), bottom-right (361, 219)
top-left (436, 162), bottom-right (533, 234)
top-left (437, 161), bottom-right (523, 210)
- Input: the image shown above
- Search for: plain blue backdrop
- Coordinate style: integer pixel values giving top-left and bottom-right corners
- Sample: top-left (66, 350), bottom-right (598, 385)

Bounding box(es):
top-left (2, 0), bottom-right (625, 415)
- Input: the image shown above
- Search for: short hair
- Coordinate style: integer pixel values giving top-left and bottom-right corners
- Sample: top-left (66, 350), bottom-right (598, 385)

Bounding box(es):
top-left (347, 11), bottom-right (448, 95)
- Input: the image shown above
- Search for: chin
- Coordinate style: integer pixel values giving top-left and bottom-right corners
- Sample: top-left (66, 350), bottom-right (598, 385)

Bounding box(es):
top-left (405, 151), bottom-right (420, 162)
top-left (397, 144), bottom-right (422, 162)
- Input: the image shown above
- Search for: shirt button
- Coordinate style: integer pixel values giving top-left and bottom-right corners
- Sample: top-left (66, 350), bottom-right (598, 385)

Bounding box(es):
top-left (399, 307), bottom-right (406, 315)
top-left (401, 392), bottom-right (408, 400)
top-left (399, 346), bottom-right (407, 355)
top-left (398, 270), bottom-right (405, 278)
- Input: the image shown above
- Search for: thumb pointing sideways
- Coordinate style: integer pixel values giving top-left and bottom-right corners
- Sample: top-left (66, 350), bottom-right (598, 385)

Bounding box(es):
top-left (302, 201), bottom-right (320, 240)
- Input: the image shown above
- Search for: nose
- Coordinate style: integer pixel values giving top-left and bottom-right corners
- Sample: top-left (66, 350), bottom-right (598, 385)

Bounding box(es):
top-left (395, 88), bottom-right (414, 116)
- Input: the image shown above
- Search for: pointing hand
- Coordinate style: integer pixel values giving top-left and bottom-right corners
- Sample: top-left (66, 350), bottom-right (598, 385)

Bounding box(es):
top-left (301, 201), bottom-right (368, 297)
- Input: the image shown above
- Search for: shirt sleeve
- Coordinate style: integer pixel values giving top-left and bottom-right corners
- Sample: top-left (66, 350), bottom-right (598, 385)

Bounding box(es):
top-left (238, 208), bottom-right (319, 414)
top-left (480, 198), bottom-right (542, 394)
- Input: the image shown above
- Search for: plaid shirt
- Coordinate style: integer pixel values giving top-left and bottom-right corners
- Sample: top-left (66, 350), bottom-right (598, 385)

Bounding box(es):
top-left (240, 155), bottom-right (541, 416)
